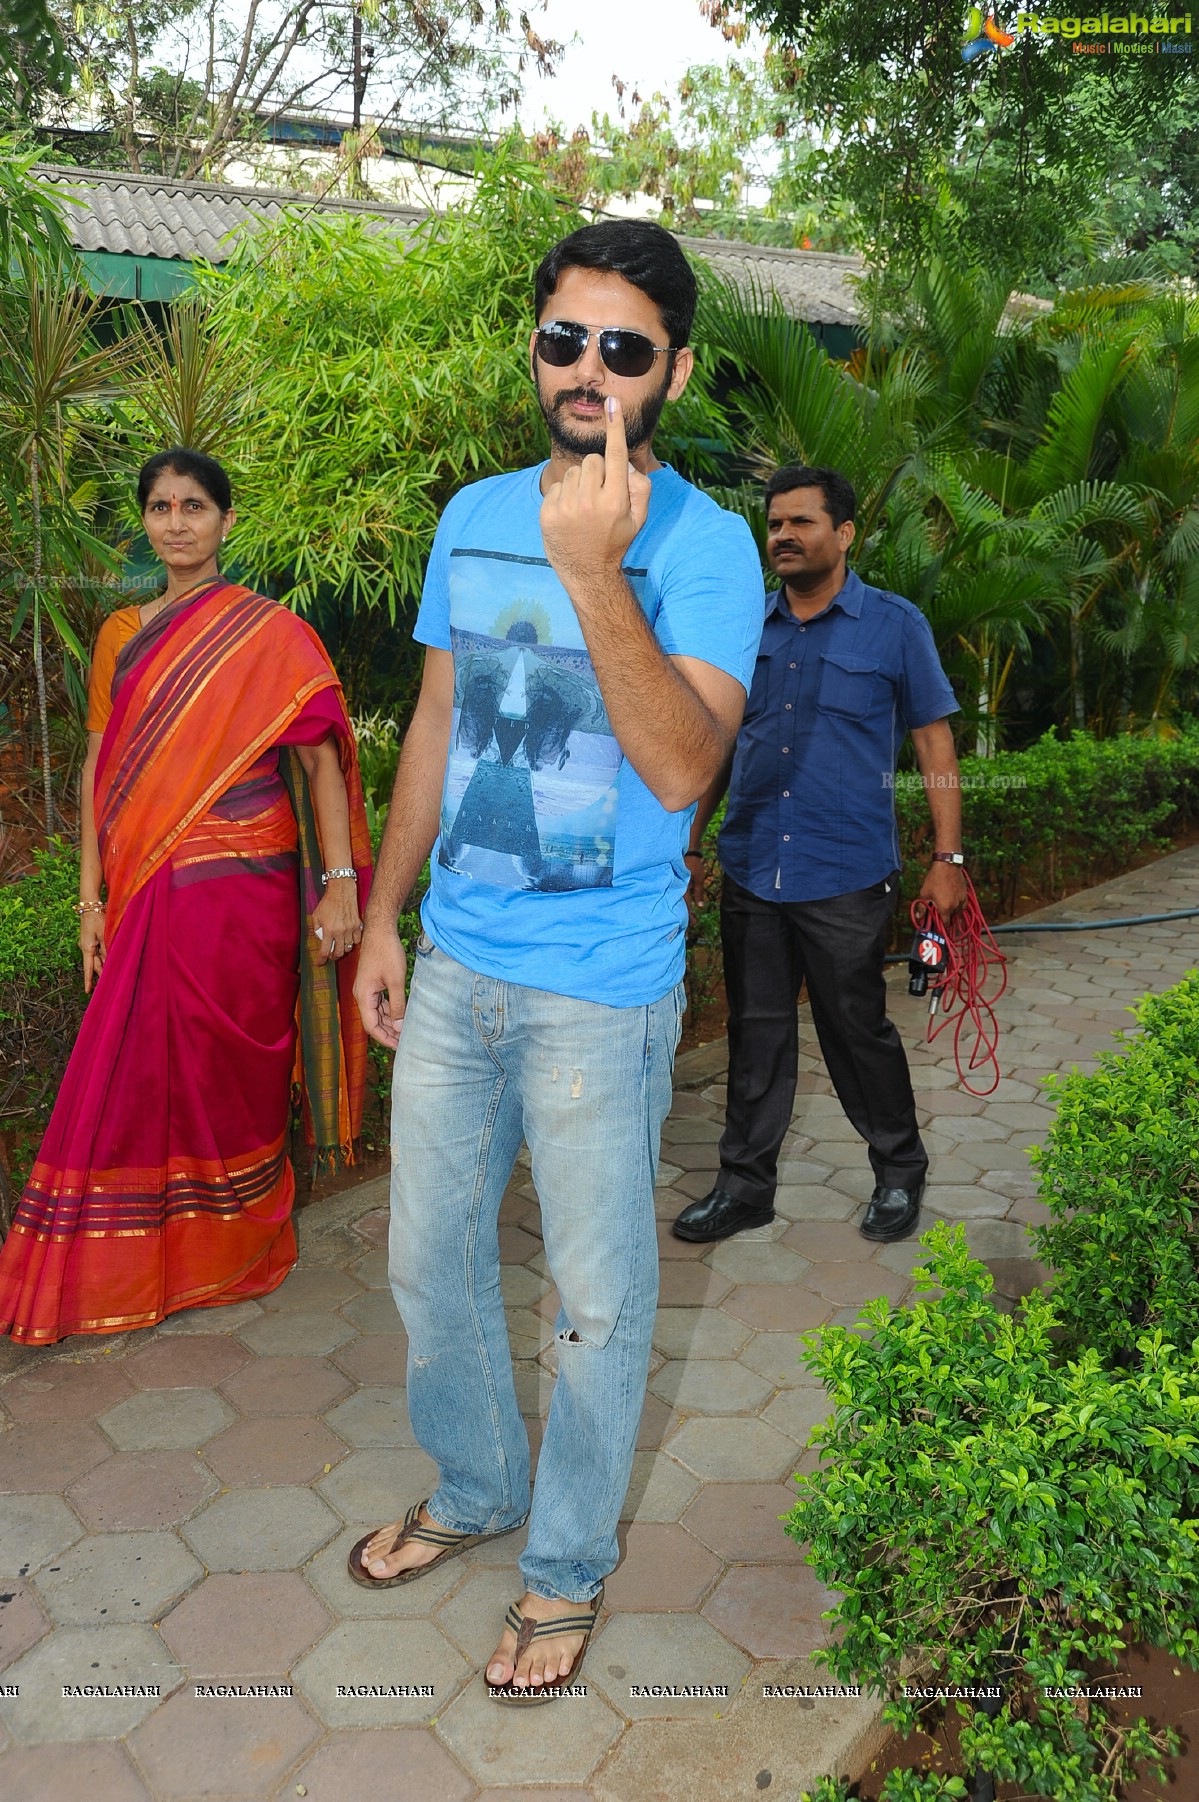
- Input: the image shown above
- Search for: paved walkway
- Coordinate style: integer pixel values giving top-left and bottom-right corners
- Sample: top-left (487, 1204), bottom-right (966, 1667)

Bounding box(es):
top-left (1, 847), bottom-right (1197, 1802)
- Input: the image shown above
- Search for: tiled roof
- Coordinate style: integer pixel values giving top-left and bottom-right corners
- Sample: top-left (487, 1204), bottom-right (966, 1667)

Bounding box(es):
top-left (38, 163), bottom-right (426, 264)
top-left (38, 162), bottom-right (865, 325)
top-left (678, 234), bottom-right (864, 328)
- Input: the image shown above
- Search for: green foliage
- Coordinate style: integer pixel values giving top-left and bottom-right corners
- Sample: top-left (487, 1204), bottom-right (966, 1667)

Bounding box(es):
top-left (728, 0), bottom-right (1197, 287)
top-left (892, 722), bottom-right (1199, 919)
top-left (0, 840), bottom-right (85, 1210)
top-left (787, 1223), bottom-right (1198, 1802)
top-left (0, 836), bottom-right (80, 987)
top-left (1031, 971), bottom-right (1199, 1363)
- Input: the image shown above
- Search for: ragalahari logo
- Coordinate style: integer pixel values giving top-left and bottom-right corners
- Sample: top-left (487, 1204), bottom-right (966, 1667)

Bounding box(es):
top-left (963, 5), bottom-right (1017, 56)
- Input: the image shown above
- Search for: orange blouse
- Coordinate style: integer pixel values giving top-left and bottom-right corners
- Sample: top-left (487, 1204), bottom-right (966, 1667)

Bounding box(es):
top-left (86, 607), bottom-right (145, 734)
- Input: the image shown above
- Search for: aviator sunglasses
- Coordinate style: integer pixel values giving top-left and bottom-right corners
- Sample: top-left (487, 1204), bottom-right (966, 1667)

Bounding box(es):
top-left (535, 320), bottom-right (674, 379)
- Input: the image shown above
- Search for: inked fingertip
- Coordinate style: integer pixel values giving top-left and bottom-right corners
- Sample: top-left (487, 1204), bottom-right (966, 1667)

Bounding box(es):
top-left (606, 395), bottom-right (617, 417)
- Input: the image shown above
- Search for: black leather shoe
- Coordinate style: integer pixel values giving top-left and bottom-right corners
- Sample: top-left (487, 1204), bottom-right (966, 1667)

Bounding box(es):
top-left (859, 1181), bottom-right (925, 1242)
top-left (672, 1187), bottom-right (776, 1242)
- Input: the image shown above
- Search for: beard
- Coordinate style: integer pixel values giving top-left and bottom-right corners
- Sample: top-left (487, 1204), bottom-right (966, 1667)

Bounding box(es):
top-left (536, 365), bottom-right (673, 460)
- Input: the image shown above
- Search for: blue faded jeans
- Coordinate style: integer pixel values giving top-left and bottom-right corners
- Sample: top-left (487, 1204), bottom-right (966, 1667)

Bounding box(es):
top-left (387, 936), bottom-right (683, 1603)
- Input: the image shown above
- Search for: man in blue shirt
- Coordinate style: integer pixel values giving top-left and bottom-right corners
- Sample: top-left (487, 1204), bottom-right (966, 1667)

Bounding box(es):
top-left (350, 222), bottom-right (763, 1703)
top-left (673, 465), bottom-right (967, 1248)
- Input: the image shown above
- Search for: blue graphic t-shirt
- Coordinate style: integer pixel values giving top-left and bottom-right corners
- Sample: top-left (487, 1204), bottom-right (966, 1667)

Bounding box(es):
top-left (414, 462), bottom-right (764, 1006)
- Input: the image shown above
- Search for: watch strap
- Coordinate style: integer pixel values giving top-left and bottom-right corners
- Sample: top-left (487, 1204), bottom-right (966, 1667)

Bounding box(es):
top-left (931, 852), bottom-right (966, 865)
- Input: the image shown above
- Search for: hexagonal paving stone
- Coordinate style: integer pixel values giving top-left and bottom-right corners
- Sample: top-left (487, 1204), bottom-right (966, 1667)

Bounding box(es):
top-left (619, 1450), bottom-right (700, 1524)
top-left (647, 1359), bottom-right (773, 1416)
top-left (332, 1334), bottom-right (408, 1386)
top-left (237, 1309), bottom-right (357, 1356)
top-left (435, 1677), bottom-right (622, 1786)
top-left (702, 1564), bottom-right (834, 1658)
top-left (736, 1332), bottom-right (825, 1390)
top-left (204, 1415), bottom-right (348, 1486)
top-left (761, 1386), bottom-right (833, 1446)
top-left (779, 1219), bottom-right (877, 1262)
top-left (0, 1624), bottom-right (181, 1741)
top-left (801, 1263), bottom-right (912, 1306)
top-left (156, 1300), bottom-right (262, 1336)
top-left (681, 1484), bottom-right (809, 1563)
top-left (339, 1290), bottom-right (406, 1336)
top-left (305, 1524), bottom-right (469, 1619)
top-left (499, 1265), bottom-right (550, 1309)
top-left (605, 1523), bottom-right (722, 1612)
top-left (350, 1205), bottom-right (390, 1246)
top-left (33, 1530), bottom-right (202, 1627)
top-left (957, 1219), bottom-right (1038, 1260)
top-left (323, 1386), bottom-right (418, 1449)
top-left (0, 1360), bottom-right (134, 1423)
top-left (67, 1453), bottom-right (217, 1532)
top-left (0, 1740), bottom-right (152, 1800)
top-left (704, 1242), bottom-right (813, 1286)
top-left (259, 1267), bottom-right (362, 1312)
top-left (636, 1393), bottom-right (682, 1452)
top-left (650, 1306), bottom-right (751, 1361)
top-left (0, 1423), bottom-right (111, 1494)
top-left (316, 1448), bottom-right (441, 1523)
top-left (128, 1685), bottom-right (318, 1796)
top-left (0, 1493), bottom-right (84, 1577)
top-left (294, 1619), bottom-right (470, 1726)
top-left (667, 1412), bottom-right (800, 1484)
top-left (159, 1571), bottom-right (331, 1674)
top-left (290, 1728), bottom-right (476, 1802)
top-left (349, 1247), bottom-right (390, 1289)
top-left (218, 1353), bottom-right (351, 1416)
top-left (771, 1182), bottom-right (855, 1223)
top-left (0, 1579), bottom-right (50, 1671)
top-left (655, 1264), bottom-right (734, 1308)
top-left (97, 1389), bottom-right (235, 1453)
top-left (434, 1563), bottom-right (530, 1664)
top-left (720, 1285), bottom-right (832, 1333)
top-left (589, 1611), bottom-right (751, 1719)
top-left (122, 1335), bottom-right (249, 1390)
top-left (182, 1486), bottom-right (340, 1571)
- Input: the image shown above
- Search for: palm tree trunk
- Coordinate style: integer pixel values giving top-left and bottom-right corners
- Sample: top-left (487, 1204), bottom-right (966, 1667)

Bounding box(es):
top-left (1070, 604), bottom-right (1085, 731)
top-left (29, 442), bottom-right (54, 837)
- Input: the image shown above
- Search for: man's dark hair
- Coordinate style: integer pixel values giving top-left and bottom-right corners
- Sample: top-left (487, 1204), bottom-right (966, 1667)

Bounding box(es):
top-left (137, 447), bottom-right (232, 514)
top-left (534, 221), bottom-right (698, 347)
top-left (764, 465), bottom-right (856, 529)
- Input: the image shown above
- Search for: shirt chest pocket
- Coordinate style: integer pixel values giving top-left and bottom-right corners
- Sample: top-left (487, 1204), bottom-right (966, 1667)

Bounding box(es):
top-left (817, 652), bottom-right (880, 720)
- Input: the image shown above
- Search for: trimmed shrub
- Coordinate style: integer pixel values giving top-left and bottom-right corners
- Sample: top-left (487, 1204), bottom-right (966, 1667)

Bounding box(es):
top-left (1031, 970), bottom-right (1199, 1364)
top-left (787, 1224), bottom-right (1199, 1802)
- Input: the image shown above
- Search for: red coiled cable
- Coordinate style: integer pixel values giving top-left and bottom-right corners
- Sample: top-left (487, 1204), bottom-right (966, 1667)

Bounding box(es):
top-left (910, 873), bottom-right (1008, 1097)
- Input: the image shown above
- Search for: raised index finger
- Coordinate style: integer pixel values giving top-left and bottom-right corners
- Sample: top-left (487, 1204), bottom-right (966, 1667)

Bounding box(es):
top-left (604, 394), bottom-right (628, 482)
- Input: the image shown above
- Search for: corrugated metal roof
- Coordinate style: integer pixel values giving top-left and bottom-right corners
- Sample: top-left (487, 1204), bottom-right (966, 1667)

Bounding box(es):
top-left (37, 163), bottom-right (865, 326)
top-left (679, 234), bottom-right (864, 328)
top-left (39, 163), bottom-right (426, 265)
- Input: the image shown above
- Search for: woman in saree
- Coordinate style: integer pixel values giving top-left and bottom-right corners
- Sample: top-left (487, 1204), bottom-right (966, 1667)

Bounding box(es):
top-left (0, 448), bottom-right (372, 1345)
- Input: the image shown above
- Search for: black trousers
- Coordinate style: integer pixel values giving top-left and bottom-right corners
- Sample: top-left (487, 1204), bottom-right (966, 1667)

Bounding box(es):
top-left (717, 871), bottom-right (927, 1204)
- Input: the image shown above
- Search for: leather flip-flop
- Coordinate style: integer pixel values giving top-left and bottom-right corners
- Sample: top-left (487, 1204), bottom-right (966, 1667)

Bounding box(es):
top-left (488, 1584), bottom-right (604, 1705)
top-left (348, 1498), bottom-right (522, 1589)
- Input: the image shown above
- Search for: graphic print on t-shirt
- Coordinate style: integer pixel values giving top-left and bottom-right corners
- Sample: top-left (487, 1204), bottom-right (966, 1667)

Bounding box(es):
top-left (440, 548), bottom-right (639, 891)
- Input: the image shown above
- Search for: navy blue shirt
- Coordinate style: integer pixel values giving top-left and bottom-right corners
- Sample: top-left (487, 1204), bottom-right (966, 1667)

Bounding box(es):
top-left (718, 571), bottom-right (959, 903)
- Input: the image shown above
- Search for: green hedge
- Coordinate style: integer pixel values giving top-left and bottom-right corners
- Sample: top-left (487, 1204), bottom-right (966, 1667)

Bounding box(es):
top-left (1031, 970), bottom-right (1199, 1364)
top-left (791, 968), bottom-right (1199, 1802)
top-left (894, 722), bottom-right (1199, 919)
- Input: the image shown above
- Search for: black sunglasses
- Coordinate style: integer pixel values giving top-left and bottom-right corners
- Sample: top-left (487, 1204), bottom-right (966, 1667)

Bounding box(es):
top-left (535, 320), bottom-right (674, 379)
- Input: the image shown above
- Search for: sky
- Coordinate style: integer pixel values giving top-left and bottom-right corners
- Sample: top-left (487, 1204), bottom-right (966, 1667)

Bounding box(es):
top-left (513, 0), bottom-right (765, 133)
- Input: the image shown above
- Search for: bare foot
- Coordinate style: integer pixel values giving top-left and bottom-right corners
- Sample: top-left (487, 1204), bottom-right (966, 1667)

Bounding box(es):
top-left (358, 1505), bottom-right (451, 1581)
top-left (486, 1591), bottom-right (594, 1690)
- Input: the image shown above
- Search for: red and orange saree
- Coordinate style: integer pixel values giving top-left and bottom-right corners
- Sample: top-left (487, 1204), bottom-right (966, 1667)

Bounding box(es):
top-left (0, 580), bottom-right (373, 1345)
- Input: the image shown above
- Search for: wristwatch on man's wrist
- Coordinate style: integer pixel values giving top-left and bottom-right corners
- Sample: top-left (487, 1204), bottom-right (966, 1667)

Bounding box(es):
top-left (931, 851), bottom-right (966, 865)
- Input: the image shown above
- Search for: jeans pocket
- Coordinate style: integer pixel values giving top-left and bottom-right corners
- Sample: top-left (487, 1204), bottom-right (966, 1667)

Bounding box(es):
top-left (415, 930), bottom-right (436, 959)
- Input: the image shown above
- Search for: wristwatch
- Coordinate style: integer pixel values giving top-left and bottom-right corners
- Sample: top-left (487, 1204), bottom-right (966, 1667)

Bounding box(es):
top-left (931, 852), bottom-right (966, 865)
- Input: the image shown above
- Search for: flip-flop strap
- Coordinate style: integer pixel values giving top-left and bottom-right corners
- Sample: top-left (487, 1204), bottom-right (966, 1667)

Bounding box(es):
top-left (379, 1499), bottom-right (471, 1558)
top-left (503, 1603), bottom-right (600, 1639)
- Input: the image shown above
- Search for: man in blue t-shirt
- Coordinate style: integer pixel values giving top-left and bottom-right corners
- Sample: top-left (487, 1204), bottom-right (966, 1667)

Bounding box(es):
top-left (352, 221), bottom-right (763, 1702)
top-left (673, 465), bottom-right (966, 1250)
